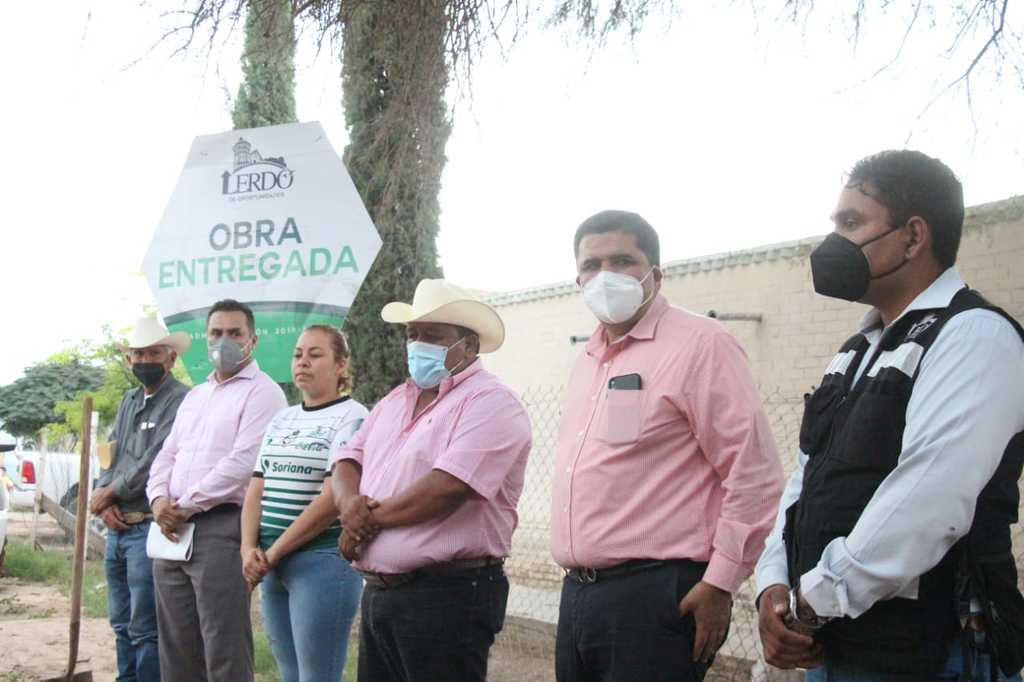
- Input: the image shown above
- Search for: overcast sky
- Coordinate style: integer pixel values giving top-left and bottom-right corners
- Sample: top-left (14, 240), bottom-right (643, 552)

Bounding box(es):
top-left (1, 1), bottom-right (1021, 385)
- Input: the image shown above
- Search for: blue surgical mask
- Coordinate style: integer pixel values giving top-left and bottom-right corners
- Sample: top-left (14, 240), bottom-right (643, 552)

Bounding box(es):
top-left (406, 338), bottom-right (466, 389)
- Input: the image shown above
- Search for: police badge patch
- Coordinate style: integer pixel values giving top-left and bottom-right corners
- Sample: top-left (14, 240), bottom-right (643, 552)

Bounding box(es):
top-left (905, 313), bottom-right (939, 340)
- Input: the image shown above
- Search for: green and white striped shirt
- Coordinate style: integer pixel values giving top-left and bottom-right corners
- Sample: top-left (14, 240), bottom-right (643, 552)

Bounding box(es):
top-left (253, 396), bottom-right (368, 551)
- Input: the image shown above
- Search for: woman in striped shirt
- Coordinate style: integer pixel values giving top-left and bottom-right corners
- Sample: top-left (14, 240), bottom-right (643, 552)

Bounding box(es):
top-left (241, 325), bottom-right (368, 682)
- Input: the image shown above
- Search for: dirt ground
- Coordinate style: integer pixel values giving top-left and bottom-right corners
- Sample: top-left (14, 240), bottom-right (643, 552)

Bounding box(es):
top-left (1, 510), bottom-right (117, 681)
top-left (0, 509), bottom-right (763, 681)
top-left (0, 577), bottom-right (118, 681)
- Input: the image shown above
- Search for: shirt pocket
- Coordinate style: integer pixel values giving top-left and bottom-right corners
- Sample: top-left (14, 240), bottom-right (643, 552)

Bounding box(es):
top-left (602, 389), bottom-right (644, 445)
top-left (832, 374), bottom-right (910, 473)
top-left (798, 383), bottom-right (843, 458)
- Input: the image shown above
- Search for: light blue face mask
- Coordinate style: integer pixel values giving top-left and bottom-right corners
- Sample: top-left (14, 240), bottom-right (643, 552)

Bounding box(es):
top-left (406, 337), bottom-right (466, 389)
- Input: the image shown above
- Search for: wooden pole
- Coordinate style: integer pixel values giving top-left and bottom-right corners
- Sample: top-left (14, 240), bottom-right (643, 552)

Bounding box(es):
top-left (65, 396), bottom-right (92, 680)
top-left (30, 431), bottom-right (48, 550)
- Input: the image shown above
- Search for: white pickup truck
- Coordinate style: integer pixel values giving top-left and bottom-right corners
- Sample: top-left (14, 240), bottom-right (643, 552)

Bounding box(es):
top-left (2, 449), bottom-right (101, 511)
top-left (0, 475), bottom-right (9, 571)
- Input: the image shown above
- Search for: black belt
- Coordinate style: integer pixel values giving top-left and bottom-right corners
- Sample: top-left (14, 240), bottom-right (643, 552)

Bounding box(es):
top-left (565, 559), bottom-right (669, 584)
top-left (360, 557), bottom-right (504, 590)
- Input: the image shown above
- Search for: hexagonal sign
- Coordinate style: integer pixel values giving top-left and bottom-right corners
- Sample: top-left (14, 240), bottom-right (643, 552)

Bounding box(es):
top-left (143, 121), bottom-right (381, 383)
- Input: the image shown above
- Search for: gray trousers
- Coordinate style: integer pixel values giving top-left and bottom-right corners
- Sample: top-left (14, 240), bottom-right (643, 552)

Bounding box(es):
top-left (153, 505), bottom-right (253, 682)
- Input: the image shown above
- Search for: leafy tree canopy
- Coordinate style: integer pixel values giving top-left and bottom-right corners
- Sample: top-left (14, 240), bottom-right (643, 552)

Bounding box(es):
top-left (0, 326), bottom-right (193, 445)
top-left (0, 360), bottom-right (105, 438)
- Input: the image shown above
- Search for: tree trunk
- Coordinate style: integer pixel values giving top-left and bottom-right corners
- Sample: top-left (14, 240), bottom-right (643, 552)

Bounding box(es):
top-left (233, 0), bottom-right (301, 404)
top-left (341, 0), bottom-right (450, 405)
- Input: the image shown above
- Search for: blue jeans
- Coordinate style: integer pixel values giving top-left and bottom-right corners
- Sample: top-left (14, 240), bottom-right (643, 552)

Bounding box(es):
top-left (105, 522), bottom-right (160, 682)
top-left (260, 547), bottom-right (362, 682)
top-left (804, 639), bottom-right (1024, 681)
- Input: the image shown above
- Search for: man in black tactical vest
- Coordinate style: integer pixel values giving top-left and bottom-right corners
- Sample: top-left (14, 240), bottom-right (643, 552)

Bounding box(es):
top-left (755, 150), bottom-right (1024, 681)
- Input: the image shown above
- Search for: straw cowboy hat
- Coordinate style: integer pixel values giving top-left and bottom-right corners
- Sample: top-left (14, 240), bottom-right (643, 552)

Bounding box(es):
top-left (125, 317), bottom-right (192, 354)
top-left (381, 279), bottom-right (506, 353)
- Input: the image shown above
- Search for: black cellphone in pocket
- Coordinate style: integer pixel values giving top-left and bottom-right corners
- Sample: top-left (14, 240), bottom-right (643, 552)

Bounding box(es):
top-left (608, 373), bottom-right (642, 390)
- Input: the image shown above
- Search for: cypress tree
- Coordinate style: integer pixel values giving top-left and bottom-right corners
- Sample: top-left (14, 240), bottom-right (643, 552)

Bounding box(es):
top-left (232, 0), bottom-right (297, 129)
top-left (340, 1), bottom-right (449, 405)
top-left (233, 0), bottom-right (301, 405)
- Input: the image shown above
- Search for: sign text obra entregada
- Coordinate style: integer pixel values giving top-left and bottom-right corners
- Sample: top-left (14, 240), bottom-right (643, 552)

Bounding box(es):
top-left (144, 122), bottom-right (382, 383)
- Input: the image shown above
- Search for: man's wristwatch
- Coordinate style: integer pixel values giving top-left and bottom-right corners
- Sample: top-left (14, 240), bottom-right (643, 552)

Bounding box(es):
top-left (784, 587), bottom-right (834, 635)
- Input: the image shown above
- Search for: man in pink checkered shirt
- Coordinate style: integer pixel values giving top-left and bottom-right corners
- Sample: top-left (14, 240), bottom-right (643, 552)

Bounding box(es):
top-left (330, 279), bottom-right (532, 682)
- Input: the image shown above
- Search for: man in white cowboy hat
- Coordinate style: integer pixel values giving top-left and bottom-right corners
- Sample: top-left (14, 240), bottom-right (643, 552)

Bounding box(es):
top-left (330, 278), bottom-right (533, 682)
top-left (90, 316), bottom-right (191, 682)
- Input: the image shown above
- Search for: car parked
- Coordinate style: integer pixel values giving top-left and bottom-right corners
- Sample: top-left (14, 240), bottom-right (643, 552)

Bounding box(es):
top-left (2, 449), bottom-right (100, 510)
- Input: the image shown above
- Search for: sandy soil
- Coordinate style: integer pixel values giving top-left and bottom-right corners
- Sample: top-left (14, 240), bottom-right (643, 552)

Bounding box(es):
top-left (1, 509), bottom-right (116, 681)
top-left (0, 576), bottom-right (118, 681)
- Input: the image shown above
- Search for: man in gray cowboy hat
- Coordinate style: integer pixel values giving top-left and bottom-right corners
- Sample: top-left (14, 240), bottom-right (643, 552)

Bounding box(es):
top-left (330, 278), bottom-right (533, 682)
top-left (90, 316), bottom-right (191, 682)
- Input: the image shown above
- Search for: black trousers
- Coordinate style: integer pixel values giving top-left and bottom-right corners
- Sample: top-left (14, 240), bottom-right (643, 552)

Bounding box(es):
top-left (556, 560), bottom-right (711, 682)
top-left (358, 564), bottom-right (509, 682)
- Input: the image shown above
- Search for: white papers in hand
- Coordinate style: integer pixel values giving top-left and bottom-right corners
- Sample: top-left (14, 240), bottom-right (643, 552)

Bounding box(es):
top-left (146, 521), bottom-right (196, 561)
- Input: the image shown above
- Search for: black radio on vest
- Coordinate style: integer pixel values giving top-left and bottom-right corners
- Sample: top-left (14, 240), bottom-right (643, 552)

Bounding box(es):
top-left (783, 287), bottom-right (1024, 680)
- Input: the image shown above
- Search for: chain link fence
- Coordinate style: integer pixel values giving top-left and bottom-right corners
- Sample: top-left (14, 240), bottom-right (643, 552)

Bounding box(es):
top-left (488, 384), bottom-right (810, 681)
top-left (13, 382), bottom-right (1024, 680)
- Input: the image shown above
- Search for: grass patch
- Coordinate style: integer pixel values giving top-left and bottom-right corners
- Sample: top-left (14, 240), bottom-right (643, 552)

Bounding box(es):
top-left (254, 627), bottom-right (278, 681)
top-left (3, 539), bottom-right (107, 618)
top-left (0, 670), bottom-right (35, 682)
top-left (253, 623), bottom-right (358, 681)
top-left (0, 594), bottom-right (30, 616)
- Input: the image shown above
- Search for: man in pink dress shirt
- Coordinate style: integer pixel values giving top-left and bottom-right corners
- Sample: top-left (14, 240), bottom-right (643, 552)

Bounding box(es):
top-left (330, 279), bottom-right (532, 682)
top-left (552, 210), bottom-right (785, 682)
top-left (146, 299), bottom-right (287, 682)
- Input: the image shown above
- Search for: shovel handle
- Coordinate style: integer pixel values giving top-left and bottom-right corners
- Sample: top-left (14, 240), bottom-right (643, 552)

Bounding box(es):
top-left (65, 397), bottom-right (93, 679)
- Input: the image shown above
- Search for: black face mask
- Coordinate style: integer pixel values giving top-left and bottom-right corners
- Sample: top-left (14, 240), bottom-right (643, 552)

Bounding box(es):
top-left (809, 225), bottom-right (908, 302)
top-left (132, 363), bottom-right (167, 388)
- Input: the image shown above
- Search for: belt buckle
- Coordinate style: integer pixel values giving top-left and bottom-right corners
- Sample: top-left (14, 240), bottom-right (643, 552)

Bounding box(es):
top-left (564, 567), bottom-right (598, 584)
top-left (362, 572), bottom-right (388, 589)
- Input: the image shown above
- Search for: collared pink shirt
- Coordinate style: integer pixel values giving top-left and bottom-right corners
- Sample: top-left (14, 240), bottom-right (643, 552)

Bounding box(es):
top-left (550, 295), bottom-right (784, 593)
top-left (147, 360), bottom-right (287, 516)
top-left (330, 360), bottom-right (532, 574)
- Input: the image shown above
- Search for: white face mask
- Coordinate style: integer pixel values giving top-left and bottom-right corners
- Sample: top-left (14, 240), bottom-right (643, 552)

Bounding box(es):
top-left (582, 268), bottom-right (655, 324)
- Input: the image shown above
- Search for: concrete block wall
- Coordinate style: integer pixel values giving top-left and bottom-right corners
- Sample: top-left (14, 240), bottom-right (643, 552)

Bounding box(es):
top-left (483, 195), bottom-right (1024, 409)
top-left (487, 194), bottom-right (1024, 593)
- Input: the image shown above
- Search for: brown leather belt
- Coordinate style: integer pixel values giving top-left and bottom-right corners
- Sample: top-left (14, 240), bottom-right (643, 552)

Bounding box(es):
top-left (360, 557), bottom-right (504, 590)
top-left (121, 512), bottom-right (154, 525)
